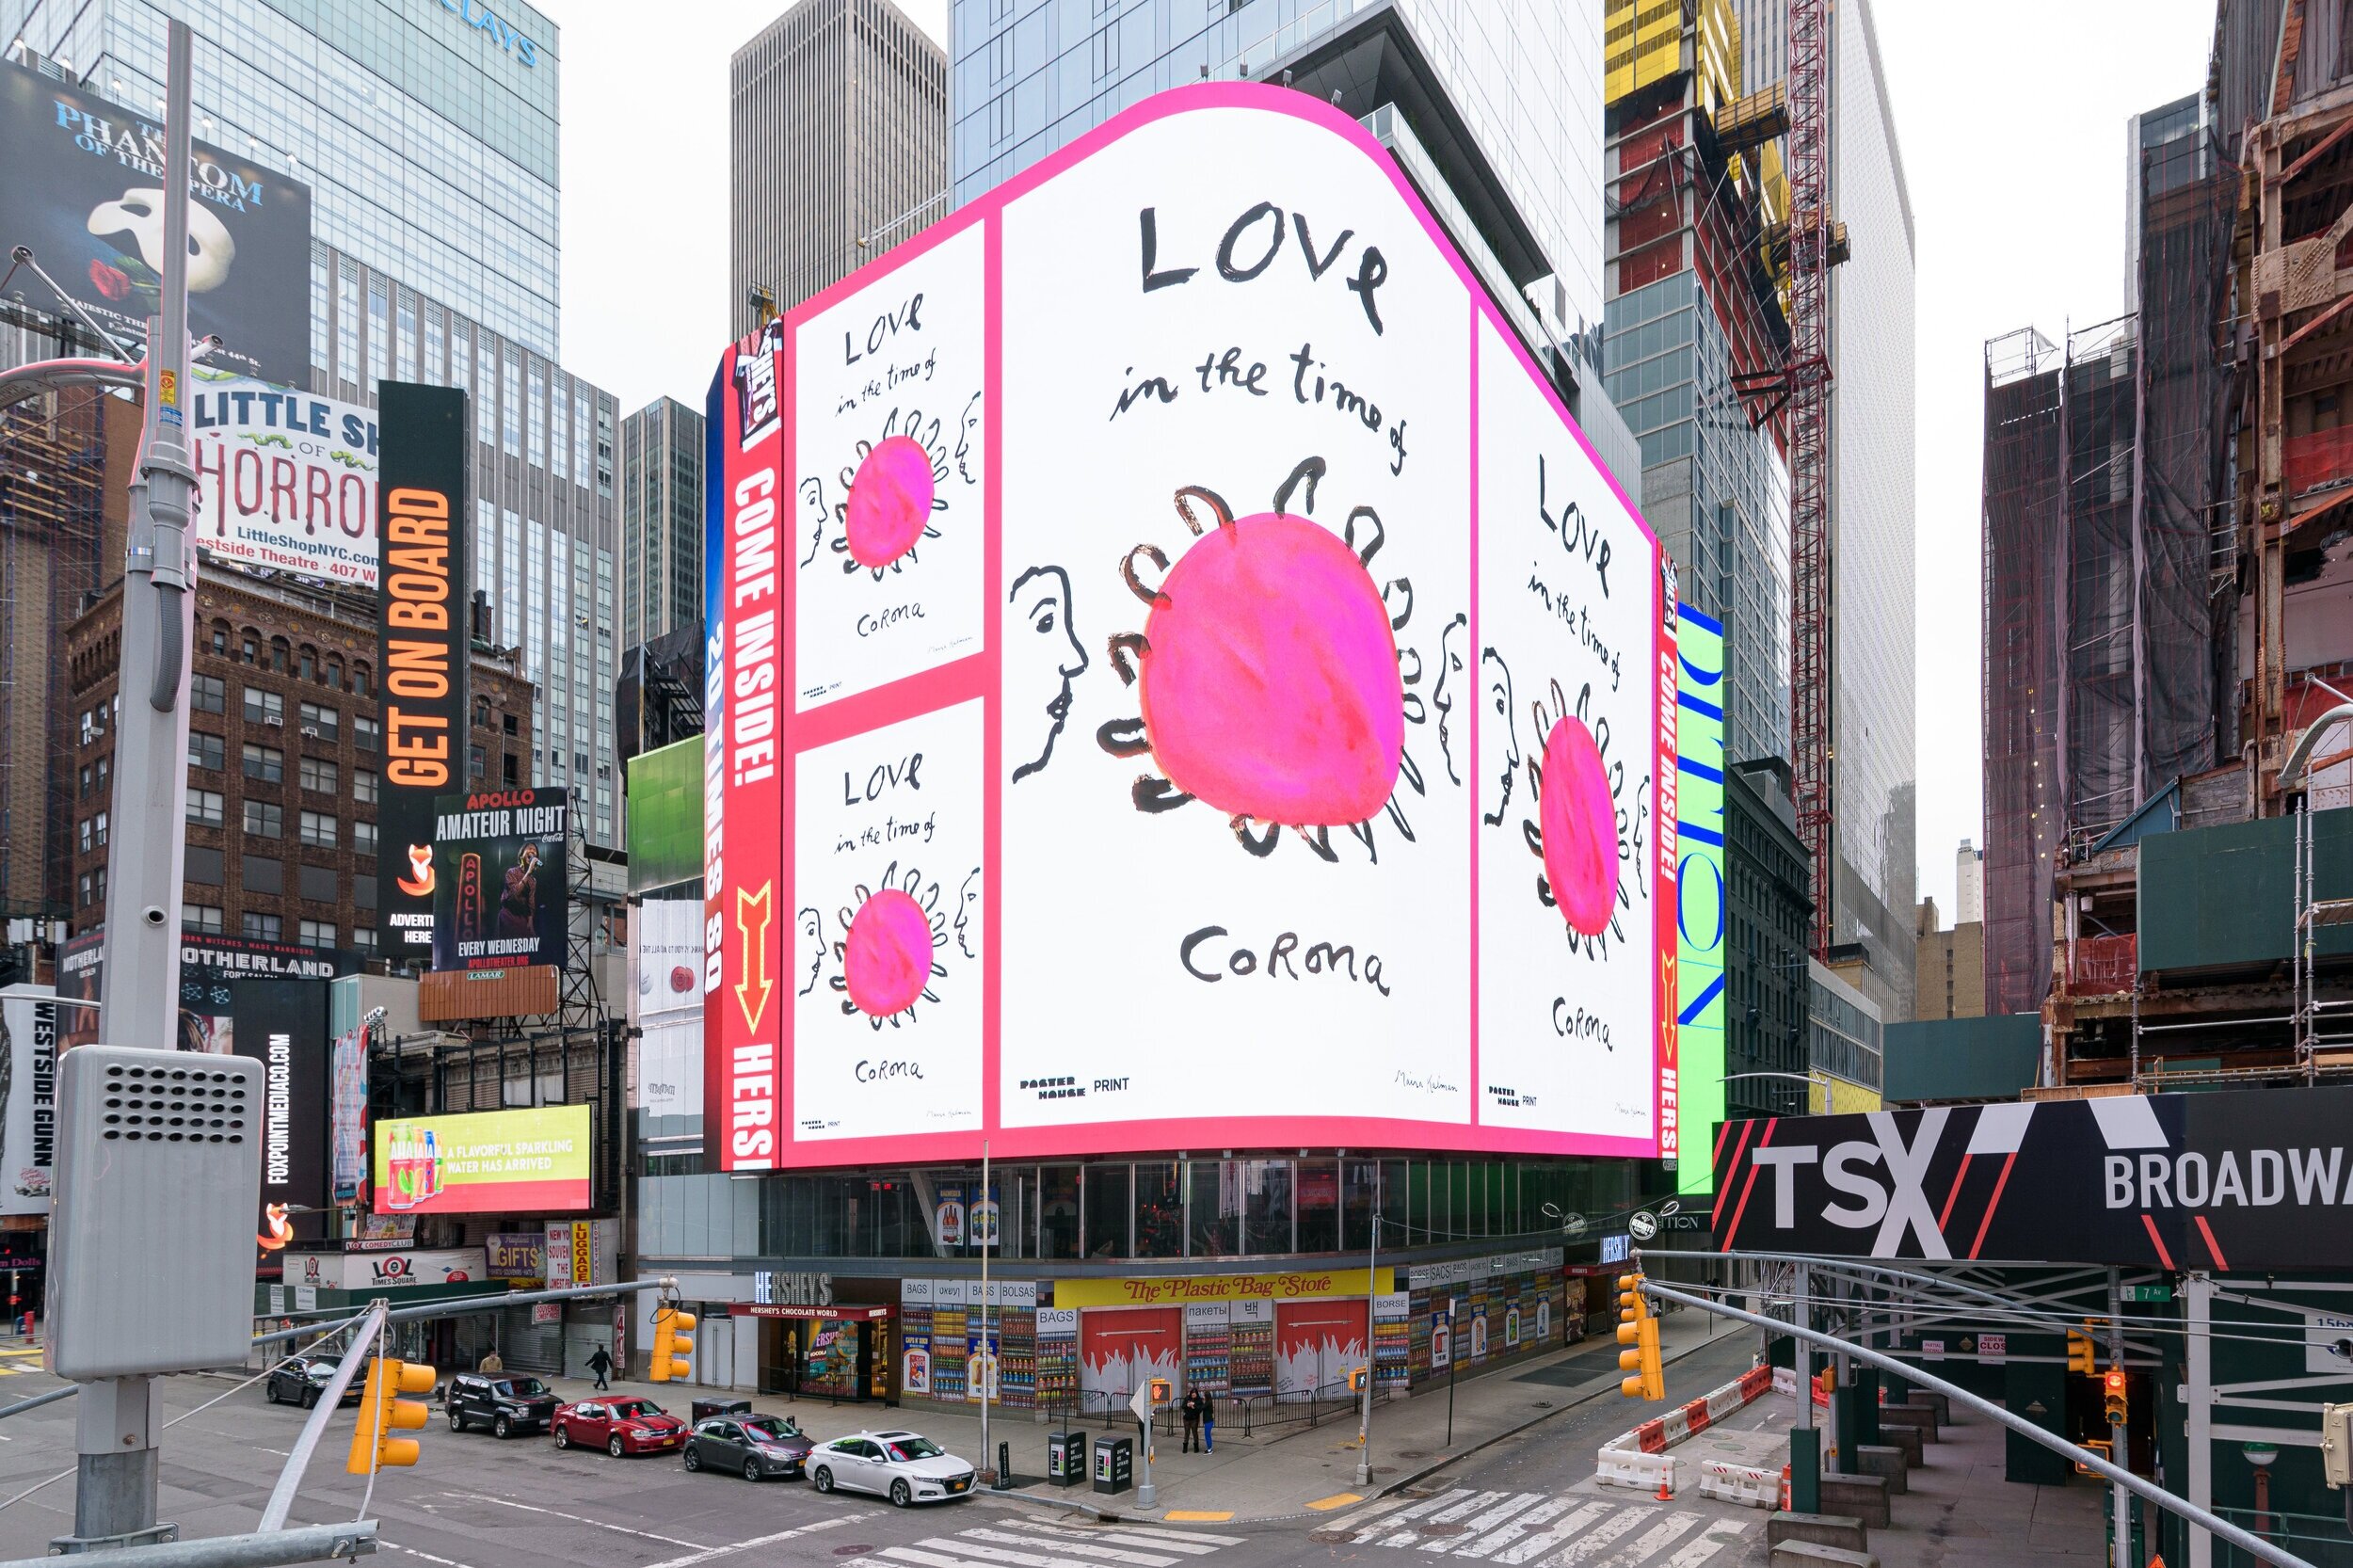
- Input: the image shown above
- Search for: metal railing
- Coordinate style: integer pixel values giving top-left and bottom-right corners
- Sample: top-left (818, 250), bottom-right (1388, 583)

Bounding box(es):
top-left (2214, 1509), bottom-right (2353, 1567)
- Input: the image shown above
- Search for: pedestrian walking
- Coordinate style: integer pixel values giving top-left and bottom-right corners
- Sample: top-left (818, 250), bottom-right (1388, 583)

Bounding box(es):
top-left (1180, 1389), bottom-right (1202, 1453)
top-left (586, 1343), bottom-right (613, 1391)
top-left (1201, 1393), bottom-right (1215, 1453)
top-left (478, 1345), bottom-right (503, 1375)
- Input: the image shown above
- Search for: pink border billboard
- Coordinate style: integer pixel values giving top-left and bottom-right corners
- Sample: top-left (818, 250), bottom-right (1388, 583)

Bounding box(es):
top-left (705, 84), bottom-right (1677, 1171)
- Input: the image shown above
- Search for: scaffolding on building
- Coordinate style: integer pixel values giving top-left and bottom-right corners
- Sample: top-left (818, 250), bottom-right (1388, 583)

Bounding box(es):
top-left (1981, 328), bottom-right (2064, 1018)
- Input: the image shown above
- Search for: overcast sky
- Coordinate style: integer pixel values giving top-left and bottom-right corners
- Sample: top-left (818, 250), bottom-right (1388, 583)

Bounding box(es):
top-left (548, 0), bottom-right (2218, 920)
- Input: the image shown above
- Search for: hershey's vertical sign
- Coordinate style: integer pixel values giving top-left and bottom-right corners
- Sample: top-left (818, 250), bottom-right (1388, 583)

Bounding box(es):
top-left (375, 383), bottom-right (472, 958)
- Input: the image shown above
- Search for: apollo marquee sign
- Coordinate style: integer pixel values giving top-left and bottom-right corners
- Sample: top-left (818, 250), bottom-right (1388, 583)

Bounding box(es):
top-left (1711, 1086), bottom-right (2353, 1272)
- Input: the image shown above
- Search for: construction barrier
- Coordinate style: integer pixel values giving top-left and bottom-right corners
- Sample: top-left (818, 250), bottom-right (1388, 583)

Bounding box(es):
top-left (1597, 1363), bottom-right (1779, 1494)
top-left (1697, 1456), bottom-right (1782, 1510)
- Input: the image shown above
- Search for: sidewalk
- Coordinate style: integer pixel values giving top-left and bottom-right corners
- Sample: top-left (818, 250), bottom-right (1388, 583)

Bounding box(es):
top-left (1859, 1399), bottom-right (2105, 1568)
top-left (517, 1307), bottom-right (1743, 1526)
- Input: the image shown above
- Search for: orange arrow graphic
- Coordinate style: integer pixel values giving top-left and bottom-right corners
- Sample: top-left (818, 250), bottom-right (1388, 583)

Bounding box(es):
top-left (735, 883), bottom-right (776, 1033)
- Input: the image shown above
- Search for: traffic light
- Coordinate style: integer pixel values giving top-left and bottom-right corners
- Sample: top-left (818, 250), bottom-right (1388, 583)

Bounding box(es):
top-left (346, 1357), bottom-right (434, 1473)
top-left (1617, 1273), bottom-right (1663, 1400)
top-left (2103, 1368), bottom-right (2128, 1428)
top-left (1814, 1366), bottom-right (1837, 1398)
top-left (1348, 1367), bottom-right (1370, 1394)
top-left (650, 1305), bottom-right (696, 1383)
top-left (1148, 1377), bottom-right (1172, 1406)
top-left (2067, 1331), bottom-right (2096, 1376)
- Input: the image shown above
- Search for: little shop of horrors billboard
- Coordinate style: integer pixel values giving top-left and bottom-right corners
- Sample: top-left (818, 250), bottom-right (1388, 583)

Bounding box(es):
top-left (1709, 1086), bottom-right (2353, 1272)
top-left (704, 85), bottom-right (1678, 1171)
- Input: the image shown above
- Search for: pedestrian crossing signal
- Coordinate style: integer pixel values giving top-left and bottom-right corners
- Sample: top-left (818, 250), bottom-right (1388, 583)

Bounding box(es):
top-left (346, 1357), bottom-right (435, 1473)
top-left (651, 1305), bottom-right (696, 1383)
top-left (1349, 1367), bottom-right (1370, 1394)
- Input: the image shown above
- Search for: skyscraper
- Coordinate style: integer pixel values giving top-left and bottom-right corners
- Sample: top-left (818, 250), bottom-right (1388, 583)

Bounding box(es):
top-left (1737, 0), bottom-right (1919, 1021)
top-left (730, 0), bottom-right (949, 332)
top-left (1956, 838), bottom-right (1983, 926)
top-left (620, 397), bottom-right (706, 652)
top-left (2, 0), bottom-right (562, 357)
top-left (945, 0), bottom-right (1637, 485)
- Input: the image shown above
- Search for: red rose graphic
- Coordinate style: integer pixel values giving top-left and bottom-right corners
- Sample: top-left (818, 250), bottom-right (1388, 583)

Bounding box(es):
top-left (88, 259), bottom-right (133, 300)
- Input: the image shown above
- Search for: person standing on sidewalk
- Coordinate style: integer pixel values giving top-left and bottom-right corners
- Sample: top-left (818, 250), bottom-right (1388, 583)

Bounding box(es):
top-left (586, 1344), bottom-right (613, 1391)
top-left (1180, 1389), bottom-right (1202, 1453)
top-left (1201, 1392), bottom-right (1215, 1453)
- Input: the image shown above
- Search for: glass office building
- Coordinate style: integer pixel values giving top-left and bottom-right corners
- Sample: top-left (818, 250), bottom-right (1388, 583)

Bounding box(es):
top-left (2, 0), bottom-right (562, 358)
top-left (950, 0), bottom-right (1607, 344)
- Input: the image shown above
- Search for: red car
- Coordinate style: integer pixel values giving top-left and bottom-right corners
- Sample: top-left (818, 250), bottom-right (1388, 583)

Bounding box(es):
top-left (552, 1398), bottom-right (688, 1457)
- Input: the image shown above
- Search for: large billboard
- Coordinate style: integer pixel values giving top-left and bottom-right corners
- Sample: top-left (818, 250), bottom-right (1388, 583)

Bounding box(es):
top-left (625, 736), bottom-right (703, 896)
top-left (59, 928), bottom-right (357, 1055)
top-left (0, 60), bottom-right (312, 383)
top-left (0, 988), bottom-right (60, 1217)
top-left (1713, 1088), bottom-right (2353, 1273)
top-left (705, 85), bottom-right (1674, 1169)
top-left (232, 980), bottom-right (330, 1245)
top-left (370, 1105), bottom-right (592, 1215)
top-left (631, 899), bottom-right (703, 1119)
top-left (428, 787), bottom-right (568, 972)
top-left (376, 383), bottom-right (472, 959)
top-left (1673, 605), bottom-right (1726, 1199)
top-left (190, 374), bottom-right (378, 586)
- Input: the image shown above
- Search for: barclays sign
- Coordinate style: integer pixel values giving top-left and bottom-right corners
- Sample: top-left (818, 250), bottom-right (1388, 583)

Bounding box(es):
top-left (438, 0), bottom-right (541, 68)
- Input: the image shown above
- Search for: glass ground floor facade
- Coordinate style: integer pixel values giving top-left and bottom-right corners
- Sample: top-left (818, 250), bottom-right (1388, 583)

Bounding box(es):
top-left (629, 1151), bottom-right (1679, 1411)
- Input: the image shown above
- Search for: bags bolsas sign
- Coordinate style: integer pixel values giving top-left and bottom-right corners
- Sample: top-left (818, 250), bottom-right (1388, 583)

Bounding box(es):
top-left (1713, 1086), bottom-right (2353, 1272)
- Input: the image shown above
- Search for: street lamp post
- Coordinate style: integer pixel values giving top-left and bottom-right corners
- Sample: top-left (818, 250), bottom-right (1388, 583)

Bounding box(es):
top-left (1354, 1162), bottom-right (1378, 1487)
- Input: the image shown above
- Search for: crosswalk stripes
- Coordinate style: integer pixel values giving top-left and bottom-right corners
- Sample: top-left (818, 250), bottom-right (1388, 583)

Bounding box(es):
top-left (1351, 1491), bottom-right (1759, 1568)
top-left (841, 1515), bottom-right (1248, 1568)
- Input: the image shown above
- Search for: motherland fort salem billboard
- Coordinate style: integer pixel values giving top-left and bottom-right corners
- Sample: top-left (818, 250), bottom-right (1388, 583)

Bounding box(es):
top-left (704, 85), bottom-right (1677, 1171)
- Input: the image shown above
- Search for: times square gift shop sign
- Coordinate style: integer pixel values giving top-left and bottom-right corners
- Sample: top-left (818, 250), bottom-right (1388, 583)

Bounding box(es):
top-left (704, 84), bottom-right (1678, 1171)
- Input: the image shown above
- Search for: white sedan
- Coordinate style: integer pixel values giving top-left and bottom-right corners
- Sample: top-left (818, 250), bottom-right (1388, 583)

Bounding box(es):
top-left (808, 1430), bottom-right (977, 1507)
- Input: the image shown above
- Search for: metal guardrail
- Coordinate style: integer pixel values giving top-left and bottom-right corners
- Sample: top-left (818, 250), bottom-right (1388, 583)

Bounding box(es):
top-left (2214, 1510), bottom-right (2353, 1568)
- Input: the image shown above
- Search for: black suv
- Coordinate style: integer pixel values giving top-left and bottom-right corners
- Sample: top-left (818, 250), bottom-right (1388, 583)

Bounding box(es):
top-left (444, 1372), bottom-right (559, 1438)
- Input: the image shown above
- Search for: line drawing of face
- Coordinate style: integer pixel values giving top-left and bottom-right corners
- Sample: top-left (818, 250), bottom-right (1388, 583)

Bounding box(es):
top-left (1481, 646), bottom-right (1519, 827)
top-left (796, 906), bottom-right (825, 996)
top-left (954, 391), bottom-right (983, 486)
top-left (1010, 564), bottom-right (1087, 783)
top-left (954, 866), bottom-right (982, 958)
top-left (1433, 613), bottom-right (1467, 786)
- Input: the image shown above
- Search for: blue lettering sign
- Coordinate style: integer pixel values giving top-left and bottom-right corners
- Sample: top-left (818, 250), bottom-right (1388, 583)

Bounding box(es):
top-left (437, 0), bottom-right (539, 68)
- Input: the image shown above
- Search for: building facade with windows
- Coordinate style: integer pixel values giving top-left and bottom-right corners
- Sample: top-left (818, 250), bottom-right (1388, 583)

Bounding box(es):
top-left (310, 241), bottom-right (622, 847)
top-left (731, 0), bottom-right (949, 331)
top-left (63, 573), bottom-right (532, 952)
top-left (619, 398), bottom-right (706, 652)
top-left (1, 0), bottom-right (562, 357)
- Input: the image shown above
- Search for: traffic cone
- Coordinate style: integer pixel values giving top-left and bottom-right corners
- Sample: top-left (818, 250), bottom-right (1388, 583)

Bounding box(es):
top-left (1779, 1464), bottom-right (1792, 1512)
top-left (1655, 1467), bottom-right (1673, 1502)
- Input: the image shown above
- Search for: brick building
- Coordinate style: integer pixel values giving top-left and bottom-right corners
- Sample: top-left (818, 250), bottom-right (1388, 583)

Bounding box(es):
top-left (65, 569), bottom-right (533, 954)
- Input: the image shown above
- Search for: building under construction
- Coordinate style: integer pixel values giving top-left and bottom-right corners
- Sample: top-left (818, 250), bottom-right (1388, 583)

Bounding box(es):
top-left (1979, 32), bottom-right (2353, 1088)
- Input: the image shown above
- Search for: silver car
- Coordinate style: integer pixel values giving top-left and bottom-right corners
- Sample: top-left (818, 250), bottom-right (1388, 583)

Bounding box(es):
top-left (808, 1430), bottom-right (976, 1507)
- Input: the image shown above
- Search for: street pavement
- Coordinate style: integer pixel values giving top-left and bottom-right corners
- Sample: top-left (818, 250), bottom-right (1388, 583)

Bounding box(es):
top-left (0, 1323), bottom-right (2116, 1568)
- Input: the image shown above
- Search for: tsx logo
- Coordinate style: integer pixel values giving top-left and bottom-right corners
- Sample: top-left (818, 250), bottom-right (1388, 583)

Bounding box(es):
top-left (1749, 1109), bottom-right (1955, 1258)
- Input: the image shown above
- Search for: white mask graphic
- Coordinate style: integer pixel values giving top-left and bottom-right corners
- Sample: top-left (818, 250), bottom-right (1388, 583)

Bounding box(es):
top-left (87, 186), bottom-right (237, 293)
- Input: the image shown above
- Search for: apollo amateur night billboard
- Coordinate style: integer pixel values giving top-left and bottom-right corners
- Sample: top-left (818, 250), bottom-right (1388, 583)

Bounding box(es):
top-left (1711, 1087), bottom-right (2353, 1272)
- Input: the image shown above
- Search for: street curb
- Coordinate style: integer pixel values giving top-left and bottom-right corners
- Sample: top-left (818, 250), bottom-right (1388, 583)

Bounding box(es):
top-left (1369, 1325), bottom-right (1749, 1506)
top-left (986, 1325), bottom-right (1748, 1528)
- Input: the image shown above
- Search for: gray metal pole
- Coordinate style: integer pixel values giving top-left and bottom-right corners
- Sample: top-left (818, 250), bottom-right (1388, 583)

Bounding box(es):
top-left (2108, 1269), bottom-right (2129, 1568)
top-left (1794, 1265), bottom-right (1812, 1432)
top-left (1640, 1278), bottom-right (2316, 1568)
top-left (980, 1141), bottom-right (991, 1480)
top-left (1355, 1171), bottom-right (1377, 1488)
top-left (71, 22), bottom-right (197, 1552)
top-left (2186, 1272), bottom-right (2214, 1568)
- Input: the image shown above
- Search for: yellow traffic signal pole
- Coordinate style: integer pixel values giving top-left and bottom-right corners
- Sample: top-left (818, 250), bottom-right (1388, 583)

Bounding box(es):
top-left (258, 1302), bottom-right (387, 1532)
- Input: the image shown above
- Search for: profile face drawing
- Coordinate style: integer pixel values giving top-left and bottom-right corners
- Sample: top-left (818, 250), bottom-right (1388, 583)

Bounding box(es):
top-left (1433, 613), bottom-right (1467, 786)
top-left (1009, 565), bottom-right (1086, 783)
top-left (1481, 647), bottom-right (1520, 827)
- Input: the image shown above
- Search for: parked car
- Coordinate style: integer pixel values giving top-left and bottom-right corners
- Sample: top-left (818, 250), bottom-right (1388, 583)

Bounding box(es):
top-left (683, 1413), bottom-right (812, 1480)
top-left (552, 1397), bottom-right (688, 1458)
top-left (264, 1354), bottom-right (362, 1410)
top-left (808, 1431), bottom-right (976, 1507)
top-left (443, 1372), bottom-right (559, 1438)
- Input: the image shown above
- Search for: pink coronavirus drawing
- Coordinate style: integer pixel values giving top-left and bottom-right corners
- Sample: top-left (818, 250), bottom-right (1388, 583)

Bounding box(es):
top-left (802, 408), bottom-right (952, 577)
top-left (1520, 678), bottom-right (1636, 945)
top-left (814, 862), bottom-right (952, 1027)
top-left (1096, 456), bottom-right (1428, 859)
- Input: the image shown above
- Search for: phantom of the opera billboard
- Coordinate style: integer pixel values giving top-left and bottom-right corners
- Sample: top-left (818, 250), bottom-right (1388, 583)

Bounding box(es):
top-left (704, 85), bottom-right (1677, 1170)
